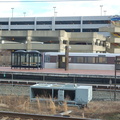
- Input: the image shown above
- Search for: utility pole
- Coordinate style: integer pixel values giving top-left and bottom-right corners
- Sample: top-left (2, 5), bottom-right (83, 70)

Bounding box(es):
top-left (65, 45), bottom-right (69, 71)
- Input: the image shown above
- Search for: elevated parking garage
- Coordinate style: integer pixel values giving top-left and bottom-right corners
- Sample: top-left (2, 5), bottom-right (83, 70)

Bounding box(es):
top-left (0, 30), bottom-right (106, 53)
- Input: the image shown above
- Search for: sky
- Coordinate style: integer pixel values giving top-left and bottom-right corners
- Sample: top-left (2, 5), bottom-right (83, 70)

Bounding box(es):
top-left (0, 0), bottom-right (119, 17)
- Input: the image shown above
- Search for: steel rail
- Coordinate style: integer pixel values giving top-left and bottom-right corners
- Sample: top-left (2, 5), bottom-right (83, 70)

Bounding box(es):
top-left (0, 111), bottom-right (96, 120)
top-left (0, 80), bottom-right (120, 91)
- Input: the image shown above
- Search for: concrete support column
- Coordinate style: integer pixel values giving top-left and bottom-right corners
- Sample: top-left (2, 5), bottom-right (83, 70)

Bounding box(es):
top-left (92, 37), bottom-right (97, 53)
top-left (59, 37), bottom-right (64, 52)
top-left (8, 18), bottom-right (11, 31)
top-left (80, 16), bottom-right (83, 32)
top-left (59, 38), bottom-right (70, 52)
top-left (59, 31), bottom-right (69, 52)
top-left (52, 17), bottom-right (55, 31)
top-left (26, 31), bottom-right (32, 51)
top-left (34, 17), bottom-right (37, 31)
top-left (26, 36), bottom-right (32, 51)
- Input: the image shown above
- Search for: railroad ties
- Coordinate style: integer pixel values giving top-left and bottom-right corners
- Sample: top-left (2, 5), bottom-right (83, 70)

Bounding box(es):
top-left (0, 111), bottom-right (98, 120)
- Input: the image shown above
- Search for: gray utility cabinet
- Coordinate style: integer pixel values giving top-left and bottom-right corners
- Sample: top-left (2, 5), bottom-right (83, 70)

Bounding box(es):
top-left (30, 83), bottom-right (92, 105)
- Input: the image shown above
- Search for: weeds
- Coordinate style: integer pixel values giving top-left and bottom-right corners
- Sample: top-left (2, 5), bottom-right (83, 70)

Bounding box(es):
top-left (0, 95), bottom-right (120, 120)
top-left (49, 97), bottom-right (56, 114)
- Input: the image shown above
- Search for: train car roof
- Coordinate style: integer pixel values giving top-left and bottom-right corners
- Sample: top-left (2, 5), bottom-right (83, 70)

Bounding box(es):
top-left (45, 52), bottom-right (120, 57)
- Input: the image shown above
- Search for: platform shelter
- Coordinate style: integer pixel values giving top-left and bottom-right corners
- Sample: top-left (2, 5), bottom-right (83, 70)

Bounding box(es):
top-left (11, 50), bottom-right (43, 69)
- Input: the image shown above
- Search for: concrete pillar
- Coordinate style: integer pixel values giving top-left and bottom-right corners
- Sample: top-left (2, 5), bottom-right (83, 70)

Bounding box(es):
top-left (92, 37), bottom-right (97, 53)
top-left (52, 17), bottom-right (55, 31)
top-left (26, 31), bottom-right (32, 51)
top-left (81, 16), bottom-right (83, 32)
top-left (59, 37), bottom-right (64, 52)
top-left (34, 17), bottom-right (37, 31)
top-left (8, 17), bottom-right (11, 31)
top-left (59, 38), bottom-right (70, 52)
top-left (26, 36), bottom-right (32, 51)
top-left (59, 31), bottom-right (69, 52)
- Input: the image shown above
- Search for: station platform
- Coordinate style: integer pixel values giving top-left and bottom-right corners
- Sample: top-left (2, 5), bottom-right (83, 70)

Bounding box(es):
top-left (0, 67), bottom-right (119, 76)
top-left (0, 67), bottom-right (120, 84)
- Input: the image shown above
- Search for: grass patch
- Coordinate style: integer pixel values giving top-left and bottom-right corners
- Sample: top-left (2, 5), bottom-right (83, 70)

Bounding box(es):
top-left (0, 95), bottom-right (120, 120)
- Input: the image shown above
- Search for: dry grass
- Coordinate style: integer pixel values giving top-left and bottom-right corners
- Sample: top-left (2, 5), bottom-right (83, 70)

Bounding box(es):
top-left (36, 97), bottom-right (41, 113)
top-left (62, 102), bottom-right (68, 112)
top-left (0, 95), bottom-right (120, 120)
top-left (49, 97), bottom-right (56, 114)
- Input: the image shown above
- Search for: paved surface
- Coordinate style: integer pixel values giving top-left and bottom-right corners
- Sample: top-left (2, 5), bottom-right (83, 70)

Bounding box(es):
top-left (0, 67), bottom-right (119, 76)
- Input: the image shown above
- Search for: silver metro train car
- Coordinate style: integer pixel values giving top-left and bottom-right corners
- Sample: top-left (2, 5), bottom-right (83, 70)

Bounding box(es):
top-left (44, 52), bottom-right (120, 70)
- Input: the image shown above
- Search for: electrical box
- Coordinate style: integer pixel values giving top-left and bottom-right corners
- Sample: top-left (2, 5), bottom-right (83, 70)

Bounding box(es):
top-left (76, 86), bottom-right (92, 105)
top-left (30, 83), bottom-right (92, 105)
top-left (58, 89), bottom-right (64, 101)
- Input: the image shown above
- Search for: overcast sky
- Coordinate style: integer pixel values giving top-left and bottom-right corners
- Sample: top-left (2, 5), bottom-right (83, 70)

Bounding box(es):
top-left (0, 0), bottom-right (119, 17)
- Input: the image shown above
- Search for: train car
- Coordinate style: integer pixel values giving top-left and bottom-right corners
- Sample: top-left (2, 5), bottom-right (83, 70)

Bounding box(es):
top-left (44, 52), bottom-right (120, 70)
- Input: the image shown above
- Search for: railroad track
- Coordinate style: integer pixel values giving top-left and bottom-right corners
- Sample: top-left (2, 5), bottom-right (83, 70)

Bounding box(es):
top-left (0, 79), bottom-right (120, 91)
top-left (0, 111), bottom-right (96, 120)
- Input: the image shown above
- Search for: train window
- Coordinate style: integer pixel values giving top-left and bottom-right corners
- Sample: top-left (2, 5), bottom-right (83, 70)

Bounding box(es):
top-left (96, 56), bottom-right (106, 63)
top-left (50, 56), bottom-right (57, 62)
top-left (71, 56), bottom-right (77, 63)
top-left (72, 56), bottom-right (106, 64)
top-left (107, 57), bottom-right (114, 64)
top-left (75, 56), bottom-right (96, 63)
top-left (45, 55), bottom-right (50, 62)
top-left (62, 57), bottom-right (65, 62)
top-left (87, 57), bottom-right (96, 63)
top-left (77, 57), bottom-right (84, 63)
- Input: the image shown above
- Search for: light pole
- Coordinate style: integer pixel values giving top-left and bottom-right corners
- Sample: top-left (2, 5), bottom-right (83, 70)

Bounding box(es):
top-left (23, 12), bottom-right (26, 17)
top-left (11, 8), bottom-right (14, 17)
top-left (100, 5), bottom-right (103, 16)
top-left (53, 6), bottom-right (56, 17)
top-left (104, 10), bottom-right (107, 16)
top-left (55, 12), bottom-right (57, 17)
